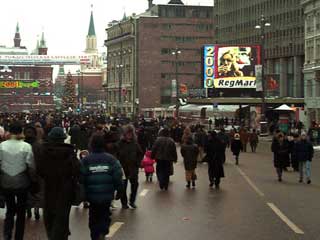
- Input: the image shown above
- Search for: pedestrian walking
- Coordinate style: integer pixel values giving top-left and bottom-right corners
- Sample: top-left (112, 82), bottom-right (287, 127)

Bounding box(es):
top-left (181, 137), bottom-right (199, 188)
top-left (151, 127), bottom-right (178, 190)
top-left (231, 133), bottom-right (242, 165)
top-left (141, 150), bottom-right (156, 182)
top-left (0, 122), bottom-right (36, 240)
top-left (194, 126), bottom-right (207, 162)
top-left (69, 123), bottom-right (81, 152)
top-left (294, 132), bottom-right (314, 184)
top-left (217, 128), bottom-right (229, 163)
top-left (249, 129), bottom-right (259, 153)
top-left (24, 125), bottom-right (43, 220)
top-left (118, 125), bottom-right (143, 209)
top-left (290, 133), bottom-right (300, 172)
top-left (206, 131), bottom-right (225, 189)
top-left (81, 135), bottom-right (123, 240)
top-left (239, 128), bottom-right (249, 152)
top-left (37, 127), bottom-right (80, 240)
top-left (271, 133), bottom-right (290, 182)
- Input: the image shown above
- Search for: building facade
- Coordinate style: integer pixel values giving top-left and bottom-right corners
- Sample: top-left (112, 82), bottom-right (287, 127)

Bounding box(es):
top-left (214, 0), bottom-right (305, 99)
top-left (0, 24), bottom-right (54, 112)
top-left (80, 10), bottom-right (105, 110)
top-left (302, 0), bottom-right (320, 127)
top-left (105, 0), bottom-right (214, 117)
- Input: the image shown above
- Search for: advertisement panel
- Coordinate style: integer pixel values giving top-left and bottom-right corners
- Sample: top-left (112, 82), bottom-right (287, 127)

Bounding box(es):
top-left (0, 55), bottom-right (91, 65)
top-left (266, 74), bottom-right (280, 97)
top-left (171, 79), bottom-right (177, 97)
top-left (203, 45), bottom-right (261, 89)
top-left (0, 80), bottom-right (39, 89)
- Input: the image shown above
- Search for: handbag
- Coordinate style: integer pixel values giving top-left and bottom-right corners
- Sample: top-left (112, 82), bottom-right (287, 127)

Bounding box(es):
top-left (72, 178), bottom-right (85, 206)
top-left (70, 154), bottom-right (85, 206)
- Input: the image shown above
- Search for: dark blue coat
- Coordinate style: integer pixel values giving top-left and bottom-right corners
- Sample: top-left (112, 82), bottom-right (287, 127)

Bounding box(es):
top-left (294, 140), bottom-right (314, 162)
top-left (81, 152), bottom-right (123, 204)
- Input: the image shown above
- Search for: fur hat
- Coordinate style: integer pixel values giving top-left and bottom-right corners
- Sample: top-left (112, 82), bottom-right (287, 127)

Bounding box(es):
top-left (234, 133), bottom-right (240, 140)
top-left (48, 127), bottom-right (67, 140)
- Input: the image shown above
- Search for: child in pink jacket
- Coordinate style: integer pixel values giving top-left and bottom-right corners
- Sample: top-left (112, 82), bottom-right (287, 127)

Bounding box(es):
top-left (141, 150), bottom-right (156, 182)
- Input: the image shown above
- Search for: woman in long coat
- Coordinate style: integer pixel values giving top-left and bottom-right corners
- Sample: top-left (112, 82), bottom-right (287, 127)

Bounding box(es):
top-left (151, 128), bottom-right (177, 190)
top-left (206, 131), bottom-right (225, 189)
top-left (271, 133), bottom-right (290, 182)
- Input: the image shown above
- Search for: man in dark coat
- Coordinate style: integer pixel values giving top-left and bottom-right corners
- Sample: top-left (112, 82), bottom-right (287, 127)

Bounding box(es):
top-left (294, 132), bottom-right (314, 184)
top-left (271, 133), bottom-right (290, 182)
top-left (231, 133), bottom-right (243, 165)
top-left (37, 127), bottom-right (80, 240)
top-left (69, 123), bottom-right (81, 152)
top-left (118, 125), bottom-right (143, 209)
top-left (206, 131), bottom-right (225, 189)
top-left (151, 128), bottom-right (177, 190)
top-left (217, 128), bottom-right (229, 163)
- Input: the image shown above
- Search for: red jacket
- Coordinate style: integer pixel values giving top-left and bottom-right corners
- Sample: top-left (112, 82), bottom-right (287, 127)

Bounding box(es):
top-left (141, 151), bottom-right (156, 174)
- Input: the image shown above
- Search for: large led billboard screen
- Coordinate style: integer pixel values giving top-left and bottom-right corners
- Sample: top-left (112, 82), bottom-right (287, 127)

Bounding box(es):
top-left (203, 45), bottom-right (261, 89)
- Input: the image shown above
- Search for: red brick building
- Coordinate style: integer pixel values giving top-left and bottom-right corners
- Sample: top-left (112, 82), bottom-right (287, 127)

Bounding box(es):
top-left (105, 0), bottom-right (214, 117)
top-left (0, 24), bottom-right (54, 112)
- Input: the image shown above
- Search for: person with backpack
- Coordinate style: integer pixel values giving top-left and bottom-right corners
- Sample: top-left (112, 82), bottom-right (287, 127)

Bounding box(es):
top-left (81, 135), bottom-right (123, 240)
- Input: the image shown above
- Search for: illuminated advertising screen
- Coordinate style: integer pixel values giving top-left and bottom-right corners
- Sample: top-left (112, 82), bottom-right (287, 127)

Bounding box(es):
top-left (203, 45), bottom-right (261, 89)
top-left (0, 81), bottom-right (40, 89)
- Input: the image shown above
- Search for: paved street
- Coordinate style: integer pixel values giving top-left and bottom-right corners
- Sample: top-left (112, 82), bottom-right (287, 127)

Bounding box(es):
top-left (0, 141), bottom-right (320, 240)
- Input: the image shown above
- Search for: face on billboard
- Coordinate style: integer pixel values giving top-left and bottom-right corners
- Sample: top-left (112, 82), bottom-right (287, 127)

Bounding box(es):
top-left (203, 45), bottom-right (261, 89)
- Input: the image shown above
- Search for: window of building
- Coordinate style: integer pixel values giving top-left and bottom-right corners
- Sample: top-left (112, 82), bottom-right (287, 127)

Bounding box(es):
top-left (161, 48), bottom-right (170, 55)
top-left (175, 8), bottom-right (186, 18)
top-left (316, 38), bottom-right (320, 60)
top-left (24, 72), bottom-right (30, 80)
top-left (192, 9), bottom-right (200, 18)
top-left (14, 72), bottom-right (20, 80)
top-left (162, 24), bottom-right (172, 30)
top-left (307, 80), bottom-right (313, 97)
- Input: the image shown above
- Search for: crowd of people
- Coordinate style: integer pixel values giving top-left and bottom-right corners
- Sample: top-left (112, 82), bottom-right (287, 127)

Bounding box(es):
top-left (0, 111), bottom-right (316, 240)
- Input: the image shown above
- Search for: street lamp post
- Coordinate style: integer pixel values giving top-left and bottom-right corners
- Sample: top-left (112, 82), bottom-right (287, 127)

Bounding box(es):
top-left (76, 70), bottom-right (81, 109)
top-left (117, 64), bottom-right (124, 115)
top-left (172, 47), bottom-right (181, 119)
top-left (255, 15), bottom-right (271, 122)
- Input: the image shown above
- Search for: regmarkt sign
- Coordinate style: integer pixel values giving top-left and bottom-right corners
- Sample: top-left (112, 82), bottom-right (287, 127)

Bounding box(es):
top-left (203, 45), bottom-right (261, 89)
top-left (214, 77), bottom-right (256, 88)
top-left (0, 55), bottom-right (91, 65)
top-left (0, 81), bottom-right (39, 89)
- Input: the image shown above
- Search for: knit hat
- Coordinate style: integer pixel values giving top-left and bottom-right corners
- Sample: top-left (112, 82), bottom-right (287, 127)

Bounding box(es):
top-left (9, 121), bottom-right (23, 135)
top-left (48, 127), bottom-right (67, 140)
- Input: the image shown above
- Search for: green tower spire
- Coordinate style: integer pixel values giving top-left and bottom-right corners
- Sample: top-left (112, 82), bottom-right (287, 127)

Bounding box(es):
top-left (16, 22), bottom-right (20, 33)
top-left (87, 7), bottom-right (96, 37)
top-left (39, 31), bottom-right (47, 48)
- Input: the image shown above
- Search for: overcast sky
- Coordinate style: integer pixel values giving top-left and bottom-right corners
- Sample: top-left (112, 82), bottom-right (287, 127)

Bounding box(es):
top-left (0, 0), bottom-right (213, 56)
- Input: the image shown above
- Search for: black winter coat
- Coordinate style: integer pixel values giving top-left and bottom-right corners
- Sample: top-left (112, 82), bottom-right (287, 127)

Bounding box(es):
top-left (118, 139), bottom-right (143, 179)
top-left (37, 142), bottom-right (80, 209)
top-left (206, 137), bottom-right (225, 178)
top-left (151, 137), bottom-right (177, 163)
top-left (181, 144), bottom-right (199, 171)
top-left (293, 140), bottom-right (314, 162)
top-left (231, 139), bottom-right (242, 155)
top-left (271, 140), bottom-right (290, 168)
